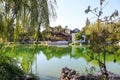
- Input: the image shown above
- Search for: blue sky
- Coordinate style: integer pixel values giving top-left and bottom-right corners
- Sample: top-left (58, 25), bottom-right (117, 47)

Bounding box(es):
top-left (50, 0), bottom-right (120, 30)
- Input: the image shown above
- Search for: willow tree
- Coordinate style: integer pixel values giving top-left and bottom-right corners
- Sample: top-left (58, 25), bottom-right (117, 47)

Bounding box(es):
top-left (0, 1), bottom-right (57, 79)
top-left (0, 0), bottom-right (56, 42)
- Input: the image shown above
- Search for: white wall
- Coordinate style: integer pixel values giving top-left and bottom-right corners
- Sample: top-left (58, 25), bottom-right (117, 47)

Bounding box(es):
top-left (82, 35), bottom-right (86, 43)
top-left (72, 33), bottom-right (75, 43)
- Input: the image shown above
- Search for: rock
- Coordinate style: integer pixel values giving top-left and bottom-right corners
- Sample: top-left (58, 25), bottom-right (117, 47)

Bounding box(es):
top-left (61, 67), bottom-right (80, 80)
top-left (22, 74), bottom-right (32, 80)
top-left (61, 67), bottom-right (120, 80)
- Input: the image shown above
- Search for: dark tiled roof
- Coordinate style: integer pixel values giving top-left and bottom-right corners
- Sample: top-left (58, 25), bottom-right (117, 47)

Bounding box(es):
top-left (71, 28), bottom-right (80, 33)
top-left (55, 32), bottom-right (71, 37)
top-left (55, 32), bottom-right (65, 36)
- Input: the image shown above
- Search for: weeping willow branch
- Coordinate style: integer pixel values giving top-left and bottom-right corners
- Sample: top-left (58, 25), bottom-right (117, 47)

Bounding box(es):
top-left (0, 0), bottom-right (56, 43)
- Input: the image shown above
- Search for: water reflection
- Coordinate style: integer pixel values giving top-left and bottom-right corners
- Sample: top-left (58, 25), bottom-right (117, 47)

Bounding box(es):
top-left (32, 52), bottom-right (94, 79)
top-left (71, 46), bottom-right (86, 55)
top-left (86, 45), bottom-right (120, 79)
top-left (31, 45), bottom-right (120, 79)
top-left (4, 45), bottom-right (36, 73)
top-left (4, 45), bottom-right (120, 79)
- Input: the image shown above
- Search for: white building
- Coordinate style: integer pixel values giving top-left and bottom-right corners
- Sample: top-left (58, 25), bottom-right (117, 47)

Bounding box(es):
top-left (71, 28), bottom-right (80, 43)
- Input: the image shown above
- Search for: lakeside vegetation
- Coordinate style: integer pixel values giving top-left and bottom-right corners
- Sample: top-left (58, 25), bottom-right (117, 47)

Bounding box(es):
top-left (75, 19), bottom-right (120, 45)
top-left (0, 0), bottom-right (56, 80)
top-left (75, 0), bottom-right (120, 45)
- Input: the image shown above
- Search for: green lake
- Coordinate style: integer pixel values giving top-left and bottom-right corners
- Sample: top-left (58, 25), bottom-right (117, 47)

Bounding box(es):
top-left (4, 45), bottom-right (120, 80)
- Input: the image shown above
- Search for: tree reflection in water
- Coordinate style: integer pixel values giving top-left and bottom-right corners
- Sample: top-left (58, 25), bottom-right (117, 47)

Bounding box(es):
top-left (4, 45), bottom-right (120, 79)
top-left (87, 45), bottom-right (120, 79)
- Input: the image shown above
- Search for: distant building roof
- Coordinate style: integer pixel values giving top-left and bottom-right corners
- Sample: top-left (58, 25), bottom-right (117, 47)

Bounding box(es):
top-left (55, 32), bottom-right (71, 37)
top-left (71, 28), bottom-right (80, 33)
top-left (55, 32), bottom-right (65, 36)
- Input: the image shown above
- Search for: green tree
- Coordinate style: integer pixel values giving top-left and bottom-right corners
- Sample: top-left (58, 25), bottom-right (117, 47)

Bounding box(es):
top-left (0, 0), bottom-right (56, 42)
top-left (85, 17), bottom-right (90, 26)
top-left (0, 0), bottom-right (57, 79)
top-left (85, 0), bottom-right (119, 44)
top-left (42, 25), bottom-right (52, 41)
